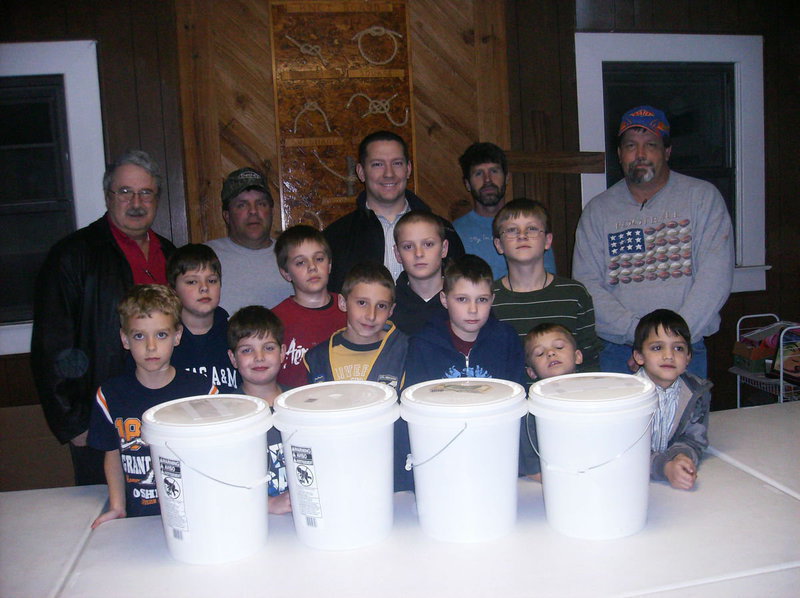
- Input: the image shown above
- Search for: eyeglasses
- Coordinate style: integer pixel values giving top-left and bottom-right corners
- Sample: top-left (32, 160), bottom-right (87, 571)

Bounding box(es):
top-left (500, 225), bottom-right (544, 239)
top-left (108, 187), bottom-right (157, 203)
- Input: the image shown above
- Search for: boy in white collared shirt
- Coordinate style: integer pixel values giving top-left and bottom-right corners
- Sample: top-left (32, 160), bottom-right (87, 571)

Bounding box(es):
top-left (632, 309), bottom-right (712, 490)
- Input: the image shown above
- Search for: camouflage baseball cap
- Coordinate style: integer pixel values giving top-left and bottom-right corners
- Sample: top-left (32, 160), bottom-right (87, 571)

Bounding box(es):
top-left (221, 167), bottom-right (269, 206)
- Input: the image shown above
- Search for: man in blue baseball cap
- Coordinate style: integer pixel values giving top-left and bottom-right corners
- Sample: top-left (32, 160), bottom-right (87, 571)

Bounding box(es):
top-left (572, 105), bottom-right (734, 378)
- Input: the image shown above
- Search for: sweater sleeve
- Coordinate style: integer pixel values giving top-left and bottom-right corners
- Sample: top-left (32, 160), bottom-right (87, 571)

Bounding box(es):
top-left (572, 198), bottom-right (640, 344)
top-left (673, 183), bottom-right (734, 341)
top-left (650, 382), bottom-right (711, 481)
top-left (574, 284), bottom-right (602, 371)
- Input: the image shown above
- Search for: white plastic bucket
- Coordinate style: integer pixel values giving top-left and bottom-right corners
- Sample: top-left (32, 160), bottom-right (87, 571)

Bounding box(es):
top-left (141, 394), bottom-right (272, 564)
top-left (272, 381), bottom-right (399, 550)
top-left (528, 373), bottom-right (657, 539)
top-left (400, 378), bottom-right (527, 542)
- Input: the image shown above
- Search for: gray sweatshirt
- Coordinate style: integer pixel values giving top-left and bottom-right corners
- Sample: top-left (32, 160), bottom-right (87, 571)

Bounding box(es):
top-left (573, 171), bottom-right (734, 344)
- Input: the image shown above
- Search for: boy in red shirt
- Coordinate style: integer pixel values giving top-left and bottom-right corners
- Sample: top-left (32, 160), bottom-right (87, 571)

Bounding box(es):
top-left (272, 225), bottom-right (346, 388)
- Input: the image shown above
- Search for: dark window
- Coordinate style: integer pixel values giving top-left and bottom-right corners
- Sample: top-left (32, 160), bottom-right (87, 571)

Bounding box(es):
top-left (602, 62), bottom-right (736, 226)
top-left (0, 75), bottom-right (74, 323)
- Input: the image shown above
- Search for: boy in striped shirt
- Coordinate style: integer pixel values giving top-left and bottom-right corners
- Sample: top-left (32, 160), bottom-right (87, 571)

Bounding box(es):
top-left (491, 198), bottom-right (602, 372)
top-left (88, 284), bottom-right (217, 527)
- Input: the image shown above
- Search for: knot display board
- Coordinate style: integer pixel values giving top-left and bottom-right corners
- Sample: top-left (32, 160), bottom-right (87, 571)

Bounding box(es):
top-left (270, 1), bottom-right (416, 229)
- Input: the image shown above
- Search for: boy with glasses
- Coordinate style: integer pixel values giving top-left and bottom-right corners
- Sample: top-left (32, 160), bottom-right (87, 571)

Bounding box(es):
top-left (491, 198), bottom-right (602, 372)
top-left (492, 198), bottom-right (601, 478)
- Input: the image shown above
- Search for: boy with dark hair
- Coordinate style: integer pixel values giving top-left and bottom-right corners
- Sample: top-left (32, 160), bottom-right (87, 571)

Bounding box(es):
top-left (88, 285), bottom-right (218, 527)
top-left (227, 305), bottom-right (291, 513)
top-left (404, 254), bottom-right (525, 387)
top-left (632, 309), bottom-right (712, 490)
top-left (272, 225), bottom-right (346, 388)
top-left (391, 210), bottom-right (450, 335)
top-left (167, 244), bottom-right (237, 390)
top-left (404, 254), bottom-right (527, 481)
top-left (491, 198), bottom-right (602, 371)
top-left (304, 262), bottom-right (408, 389)
top-left (304, 262), bottom-right (411, 491)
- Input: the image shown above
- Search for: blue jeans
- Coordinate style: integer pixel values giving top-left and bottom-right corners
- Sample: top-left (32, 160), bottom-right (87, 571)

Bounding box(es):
top-left (600, 339), bottom-right (707, 379)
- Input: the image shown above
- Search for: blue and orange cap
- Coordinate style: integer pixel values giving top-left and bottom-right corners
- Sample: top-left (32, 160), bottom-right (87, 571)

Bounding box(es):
top-left (618, 106), bottom-right (670, 138)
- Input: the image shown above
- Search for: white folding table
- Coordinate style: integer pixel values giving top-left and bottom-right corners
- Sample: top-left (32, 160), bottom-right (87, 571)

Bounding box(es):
top-left (4, 403), bottom-right (800, 597)
top-left (0, 485), bottom-right (107, 598)
top-left (58, 455), bottom-right (800, 598)
top-left (708, 401), bottom-right (800, 499)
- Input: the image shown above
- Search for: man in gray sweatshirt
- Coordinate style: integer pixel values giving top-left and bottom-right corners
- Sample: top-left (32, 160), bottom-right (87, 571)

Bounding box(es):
top-left (572, 106), bottom-right (734, 378)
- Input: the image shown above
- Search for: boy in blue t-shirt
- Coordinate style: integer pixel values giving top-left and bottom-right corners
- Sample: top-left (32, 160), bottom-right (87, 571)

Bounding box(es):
top-left (227, 305), bottom-right (291, 514)
top-left (88, 284), bottom-right (217, 527)
top-left (168, 244), bottom-right (238, 390)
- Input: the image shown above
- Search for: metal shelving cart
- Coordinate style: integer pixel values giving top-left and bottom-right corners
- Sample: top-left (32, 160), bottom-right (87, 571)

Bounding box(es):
top-left (730, 314), bottom-right (800, 408)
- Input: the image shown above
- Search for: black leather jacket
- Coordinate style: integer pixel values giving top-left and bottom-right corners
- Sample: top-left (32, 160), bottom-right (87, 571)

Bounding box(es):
top-left (323, 189), bottom-right (464, 293)
top-left (30, 215), bottom-right (175, 443)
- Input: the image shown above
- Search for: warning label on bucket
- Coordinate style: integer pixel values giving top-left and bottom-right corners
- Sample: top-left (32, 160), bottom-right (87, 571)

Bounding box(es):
top-left (159, 457), bottom-right (188, 535)
top-left (291, 445), bottom-right (322, 526)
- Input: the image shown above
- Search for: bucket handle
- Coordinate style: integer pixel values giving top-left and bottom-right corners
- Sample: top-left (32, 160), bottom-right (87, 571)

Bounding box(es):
top-left (404, 422), bottom-right (467, 471)
top-left (163, 441), bottom-right (270, 490)
top-left (526, 411), bottom-right (656, 475)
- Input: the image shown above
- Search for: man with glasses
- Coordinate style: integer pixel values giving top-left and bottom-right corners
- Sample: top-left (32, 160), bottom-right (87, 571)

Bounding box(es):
top-left (489, 197), bottom-right (601, 479)
top-left (573, 106), bottom-right (734, 377)
top-left (31, 150), bottom-right (176, 485)
top-left (490, 197), bottom-right (602, 373)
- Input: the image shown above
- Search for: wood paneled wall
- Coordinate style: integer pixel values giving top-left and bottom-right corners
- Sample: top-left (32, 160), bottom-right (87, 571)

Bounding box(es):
top-left (506, 1), bottom-right (581, 276)
top-left (176, 0), bottom-right (511, 242)
top-left (4, 0), bottom-right (796, 415)
top-left (507, 0), bottom-right (800, 410)
top-left (1, 0), bottom-right (188, 246)
top-left (1, 0), bottom-right (188, 411)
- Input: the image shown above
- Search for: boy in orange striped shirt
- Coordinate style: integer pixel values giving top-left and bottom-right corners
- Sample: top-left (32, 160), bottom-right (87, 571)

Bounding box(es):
top-left (88, 284), bottom-right (217, 527)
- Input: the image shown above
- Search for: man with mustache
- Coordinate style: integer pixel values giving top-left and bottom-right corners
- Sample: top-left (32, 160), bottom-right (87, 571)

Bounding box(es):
top-left (32, 150), bottom-right (176, 485)
top-left (454, 142), bottom-right (555, 279)
top-left (206, 168), bottom-right (292, 314)
top-left (573, 106), bottom-right (734, 377)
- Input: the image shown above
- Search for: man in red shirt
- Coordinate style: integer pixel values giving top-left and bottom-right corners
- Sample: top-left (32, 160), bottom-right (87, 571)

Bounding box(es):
top-left (31, 150), bottom-right (176, 485)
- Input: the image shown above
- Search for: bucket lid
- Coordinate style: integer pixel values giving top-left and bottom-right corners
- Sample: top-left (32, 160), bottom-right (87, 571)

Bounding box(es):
top-left (141, 394), bottom-right (271, 441)
top-left (401, 378), bottom-right (527, 420)
top-left (272, 381), bottom-right (399, 430)
top-left (529, 373), bottom-right (656, 415)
